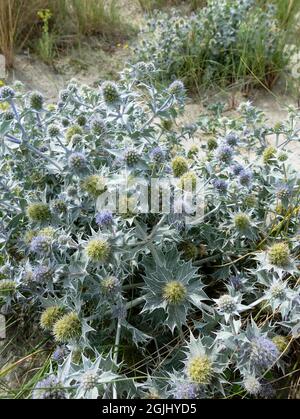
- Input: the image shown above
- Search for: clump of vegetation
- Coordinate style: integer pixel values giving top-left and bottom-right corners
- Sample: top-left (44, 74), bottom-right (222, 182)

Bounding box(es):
top-left (134, 0), bottom-right (290, 91)
top-left (138, 0), bottom-right (205, 12)
top-left (0, 0), bottom-right (130, 68)
top-left (0, 65), bottom-right (299, 398)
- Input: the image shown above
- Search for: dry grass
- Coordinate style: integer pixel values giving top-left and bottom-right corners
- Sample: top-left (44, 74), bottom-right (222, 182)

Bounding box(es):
top-left (138, 0), bottom-right (206, 12)
top-left (0, 0), bottom-right (129, 68)
top-left (0, 0), bottom-right (47, 68)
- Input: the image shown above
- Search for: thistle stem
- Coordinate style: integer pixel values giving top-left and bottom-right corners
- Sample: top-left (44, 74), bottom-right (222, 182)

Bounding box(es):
top-left (112, 319), bottom-right (122, 399)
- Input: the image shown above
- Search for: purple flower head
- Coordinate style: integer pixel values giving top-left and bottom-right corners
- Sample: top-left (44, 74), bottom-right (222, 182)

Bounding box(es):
top-left (174, 382), bottom-right (198, 399)
top-left (213, 179), bottom-right (228, 193)
top-left (229, 275), bottom-right (243, 291)
top-left (275, 183), bottom-right (292, 200)
top-left (216, 145), bottom-right (233, 164)
top-left (52, 346), bottom-right (68, 363)
top-left (0, 86), bottom-right (15, 101)
top-left (232, 163), bottom-right (244, 176)
top-left (30, 235), bottom-right (51, 256)
top-left (95, 210), bottom-right (113, 227)
top-left (33, 265), bottom-right (53, 282)
top-left (32, 375), bottom-right (66, 399)
top-left (68, 152), bottom-right (87, 171)
top-left (250, 336), bottom-right (279, 370)
top-left (225, 132), bottom-right (239, 147)
top-left (239, 169), bottom-right (252, 187)
top-left (150, 147), bottom-right (165, 163)
top-left (260, 380), bottom-right (275, 399)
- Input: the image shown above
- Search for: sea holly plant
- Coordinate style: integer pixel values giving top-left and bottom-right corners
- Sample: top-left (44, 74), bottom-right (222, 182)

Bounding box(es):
top-left (0, 68), bottom-right (299, 399)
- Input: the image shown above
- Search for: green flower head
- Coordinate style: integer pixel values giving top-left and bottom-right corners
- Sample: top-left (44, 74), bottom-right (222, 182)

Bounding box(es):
top-left (268, 242), bottom-right (290, 267)
top-left (187, 355), bottom-right (212, 385)
top-left (40, 306), bottom-right (65, 331)
top-left (272, 335), bottom-right (289, 353)
top-left (53, 312), bottom-right (82, 342)
top-left (163, 281), bottom-right (187, 304)
top-left (86, 238), bottom-right (111, 263)
top-left (172, 156), bottom-right (188, 177)
top-left (234, 213), bottom-right (250, 231)
top-left (81, 175), bottom-right (106, 198)
top-left (0, 280), bottom-right (16, 297)
top-left (179, 172), bottom-right (197, 190)
top-left (263, 146), bottom-right (276, 164)
top-left (27, 203), bottom-right (51, 223)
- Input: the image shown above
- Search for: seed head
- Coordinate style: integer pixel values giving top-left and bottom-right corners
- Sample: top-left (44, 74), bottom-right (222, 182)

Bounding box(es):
top-left (0, 280), bottom-right (16, 297)
top-left (81, 372), bottom-right (98, 391)
top-left (187, 356), bottom-right (212, 385)
top-left (86, 238), bottom-right (111, 263)
top-left (101, 81), bottom-right (120, 106)
top-left (27, 203), bottom-right (51, 222)
top-left (29, 92), bottom-right (44, 111)
top-left (172, 156), bottom-right (188, 177)
top-left (81, 175), bottom-right (106, 198)
top-left (163, 281), bottom-right (187, 304)
top-left (263, 146), bottom-right (276, 164)
top-left (68, 152), bottom-right (87, 171)
top-left (53, 312), bottom-right (82, 342)
top-left (48, 124), bottom-right (61, 138)
top-left (234, 213), bottom-right (250, 231)
top-left (244, 376), bottom-right (261, 395)
top-left (268, 242), bottom-right (290, 267)
top-left (0, 86), bottom-right (15, 100)
top-left (40, 306), bottom-right (65, 331)
top-left (179, 172), bottom-right (197, 190)
top-left (217, 294), bottom-right (237, 313)
top-left (124, 150), bottom-right (140, 166)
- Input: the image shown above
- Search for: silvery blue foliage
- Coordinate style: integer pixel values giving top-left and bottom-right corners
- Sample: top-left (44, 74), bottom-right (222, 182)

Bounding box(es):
top-left (0, 67), bottom-right (299, 399)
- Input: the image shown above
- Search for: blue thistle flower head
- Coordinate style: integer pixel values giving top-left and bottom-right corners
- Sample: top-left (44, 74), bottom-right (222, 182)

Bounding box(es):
top-left (150, 147), bottom-right (165, 163)
top-left (239, 169), bottom-right (252, 187)
top-left (95, 210), bottom-right (113, 227)
top-left (168, 80), bottom-right (185, 97)
top-left (52, 346), bottom-right (68, 363)
top-left (275, 183), bottom-right (293, 200)
top-left (32, 375), bottom-right (66, 399)
top-left (216, 145), bottom-right (234, 164)
top-left (213, 179), bottom-right (228, 193)
top-left (32, 265), bottom-right (53, 282)
top-left (225, 132), bottom-right (239, 146)
top-left (260, 380), bottom-right (275, 399)
top-left (68, 152), bottom-right (87, 171)
top-left (232, 163), bottom-right (244, 176)
top-left (174, 381), bottom-right (198, 399)
top-left (30, 235), bottom-right (51, 256)
top-left (229, 275), bottom-right (243, 290)
top-left (250, 336), bottom-right (279, 370)
top-left (91, 118), bottom-right (106, 135)
top-left (0, 86), bottom-right (15, 101)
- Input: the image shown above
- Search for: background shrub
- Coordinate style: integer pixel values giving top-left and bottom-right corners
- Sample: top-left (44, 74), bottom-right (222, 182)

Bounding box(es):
top-left (134, 0), bottom-right (290, 91)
